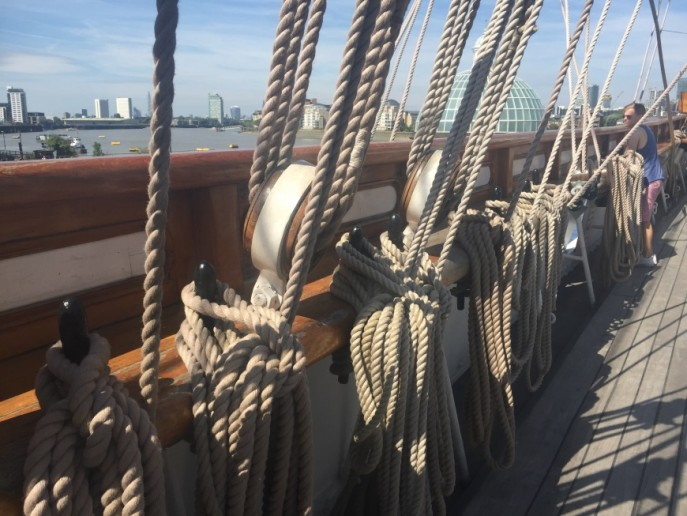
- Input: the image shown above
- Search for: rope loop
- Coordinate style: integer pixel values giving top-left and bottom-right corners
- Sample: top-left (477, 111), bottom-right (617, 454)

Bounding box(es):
top-left (331, 231), bottom-right (455, 514)
top-left (176, 281), bottom-right (313, 515)
top-left (24, 335), bottom-right (165, 516)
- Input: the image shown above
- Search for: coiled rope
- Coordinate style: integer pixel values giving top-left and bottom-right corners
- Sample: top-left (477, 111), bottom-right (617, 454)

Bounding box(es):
top-left (23, 335), bottom-right (165, 515)
top-left (330, 232), bottom-right (456, 514)
top-left (176, 282), bottom-right (312, 515)
top-left (602, 152), bottom-right (644, 282)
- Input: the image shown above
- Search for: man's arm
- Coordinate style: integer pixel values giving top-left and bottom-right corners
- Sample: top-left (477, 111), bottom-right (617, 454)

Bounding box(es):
top-left (625, 128), bottom-right (642, 152)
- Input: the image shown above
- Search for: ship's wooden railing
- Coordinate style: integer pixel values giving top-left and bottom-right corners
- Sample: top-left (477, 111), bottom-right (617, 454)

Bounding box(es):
top-left (1, 117), bottom-right (684, 511)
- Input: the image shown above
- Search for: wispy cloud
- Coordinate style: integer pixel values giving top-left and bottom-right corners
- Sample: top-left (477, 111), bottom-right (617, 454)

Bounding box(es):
top-left (0, 53), bottom-right (82, 74)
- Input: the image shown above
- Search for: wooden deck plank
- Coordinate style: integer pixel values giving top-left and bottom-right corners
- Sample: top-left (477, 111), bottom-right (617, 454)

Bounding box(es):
top-left (597, 228), bottom-right (687, 514)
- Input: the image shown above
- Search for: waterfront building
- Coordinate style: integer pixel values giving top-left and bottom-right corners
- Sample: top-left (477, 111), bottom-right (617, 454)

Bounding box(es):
top-left (116, 97), bottom-right (133, 119)
top-left (376, 100), bottom-right (400, 131)
top-left (0, 103), bottom-right (8, 122)
top-left (95, 99), bottom-right (109, 118)
top-left (229, 105), bottom-right (241, 121)
top-left (438, 70), bottom-right (544, 133)
top-left (588, 84), bottom-right (600, 108)
top-left (208, 93), bottom-right (224, 123)
top-left (27, 112), bottom-right (46, 125)
top-left (6, 86), bottom-right (28, 124)
top-left (301, 101), bottom-right (329, 129)
top-left (252, 110), bottom-right (262, 122)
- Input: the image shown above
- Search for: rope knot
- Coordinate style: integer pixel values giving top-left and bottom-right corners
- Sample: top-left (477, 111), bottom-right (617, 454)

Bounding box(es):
top-left (25, 334), bottom-right (165, 515)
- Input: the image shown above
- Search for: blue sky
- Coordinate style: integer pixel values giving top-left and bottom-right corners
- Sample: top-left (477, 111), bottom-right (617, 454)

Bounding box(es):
top-left (1, 0), bottom-right (685, 118)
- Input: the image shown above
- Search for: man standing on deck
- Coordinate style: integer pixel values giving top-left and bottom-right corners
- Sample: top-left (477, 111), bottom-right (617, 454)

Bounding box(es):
top-left (623, 102), bottom-right (664, 267)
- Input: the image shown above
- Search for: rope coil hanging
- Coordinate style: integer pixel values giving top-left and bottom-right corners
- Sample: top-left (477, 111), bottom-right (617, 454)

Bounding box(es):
top-left (330, 231), bottom-right (457, 514)
top-left (23, 334), bottom-right (165, 516)
top-left (602, 151), bottom-right (644, 283)
top-left (176, 279), bottom-right (312, 515)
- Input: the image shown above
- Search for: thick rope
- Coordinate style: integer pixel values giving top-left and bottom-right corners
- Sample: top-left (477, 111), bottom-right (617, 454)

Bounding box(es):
top-left (434, 0), bottom-right (545, 275)
top-left (405, 0), bottom-right (513, 271)
top-left (406, 0), bottom-right (480, 174)
top-left (330, 232), bottom-right (456, 513)
top-left (140, 0), bottom-right (178, 421)
top-left (176, 282), bottom-right (313, 515)
top-left (24, 336), bottom-right (165, 515)
top-left (455, 211), bottom-right (516, 469)
top-left (602, 152), bottom-right (644, 282)
top-left (281, 0), bottom-right (410, 323)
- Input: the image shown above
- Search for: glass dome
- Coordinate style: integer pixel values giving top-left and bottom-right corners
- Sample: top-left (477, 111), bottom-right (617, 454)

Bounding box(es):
top-left (437, 70), bottom-right (544, 133)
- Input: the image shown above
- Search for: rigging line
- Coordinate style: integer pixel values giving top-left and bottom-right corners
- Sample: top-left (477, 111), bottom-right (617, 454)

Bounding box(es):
top-left (405, 0), bottom-right (480, 174)
top-left (661, 29), bottom-right (687, 35)
top-left (560, 0), bottom-right (644, 201)
top-left (372, 0), bottom-right (422, 139)
top-left (506, 0), bottom-right (596, 220)
top-left (390, 0), bottom-right (436, 141)
top-left (405, 0), bottom-right (514, 273)
top-left (567, 9), bottom-right (602, 176)
top-left (638, 0), bottom-right (670, 101)
top-left (633, 0), bottom-right (665, 99)
top-left (437, 0), bottom-right (547, 275)
top-left (531, 0), bottom-right (613, 204)
top-left (633, 0), bottom-right (663, 100)
top-left (568, 61), bottom-right (687, 207)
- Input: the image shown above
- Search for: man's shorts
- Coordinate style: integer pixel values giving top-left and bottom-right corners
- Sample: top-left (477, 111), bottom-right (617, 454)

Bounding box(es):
top-left (642, 180), bottom-right (664, 224)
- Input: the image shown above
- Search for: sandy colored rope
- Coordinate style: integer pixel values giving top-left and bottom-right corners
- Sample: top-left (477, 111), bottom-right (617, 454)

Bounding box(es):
top-left (140, 0), bottom-right (179, 420)
top-left (454, 210), bottom-right (516, 469)
top-left (330, 231), bottom-right (456, 514)
top-left (24, 335), bottom-right (165, 515)
top-left (390, 0), bottom-right (436, 141)
top-left (602, 152), bottom-right (644, 283)
top-left (281, 0), bottom-right (410, 323)
top-left (434, 0), bottom-right (544, 275)
top-left (562, 0), bottom-right (643, 190)
top-left (176, 281), bottom-right (313, 515)
top-left (505, 0), bottom-right (594, 219)
top-left (406, 0), bottom-right (480, 174)
top-left (373, 0), bottom-right (422, 138)
top-left (405, 0), bottom-right (513, 271)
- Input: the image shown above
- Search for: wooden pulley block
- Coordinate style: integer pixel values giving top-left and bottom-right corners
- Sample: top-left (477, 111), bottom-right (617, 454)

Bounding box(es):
top-left (243, 161), bottom-right (316, 308)
top-left (400, 149), bottom-right (445, 232)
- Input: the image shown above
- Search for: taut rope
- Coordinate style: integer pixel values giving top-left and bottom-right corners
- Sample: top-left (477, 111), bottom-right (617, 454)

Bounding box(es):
top-left (140, 0), bottom-right (179, 421)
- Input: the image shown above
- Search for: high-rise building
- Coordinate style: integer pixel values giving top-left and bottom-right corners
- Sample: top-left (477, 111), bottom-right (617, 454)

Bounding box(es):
top-left (209, 93), bottom-right (224, 122)
top-left (116, 97), bottom-right (133, 119)
top-left (0, 103), bottom-right (9, 122)
top-left (376, 100), bottom-right (400, 131)
top-left (95, 99), bottom-right (109, 118)
top-left (229, 106), bottom-right (241, 121)
top-left (300, 101), bottom-right (328, 129)
top-left (6, 86), bottom-right (28, 124)
top-left (588, 84), bottom-right (599, 108)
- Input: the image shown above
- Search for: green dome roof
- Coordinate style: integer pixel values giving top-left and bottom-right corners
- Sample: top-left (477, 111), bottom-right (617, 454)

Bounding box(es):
top-left (438, 70), bottom-right (544, 133)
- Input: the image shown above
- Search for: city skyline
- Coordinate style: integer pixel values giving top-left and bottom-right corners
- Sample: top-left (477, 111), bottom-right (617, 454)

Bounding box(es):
top-left (1, 0), bottom-right (686, 118)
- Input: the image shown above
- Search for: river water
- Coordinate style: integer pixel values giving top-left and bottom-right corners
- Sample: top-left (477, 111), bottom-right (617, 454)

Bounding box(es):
top-left (4, 127), bottom-right (325, 157)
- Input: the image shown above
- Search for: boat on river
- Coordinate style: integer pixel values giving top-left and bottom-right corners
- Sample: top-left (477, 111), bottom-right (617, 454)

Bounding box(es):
top-left (1, 1), bottom-right (686, 515)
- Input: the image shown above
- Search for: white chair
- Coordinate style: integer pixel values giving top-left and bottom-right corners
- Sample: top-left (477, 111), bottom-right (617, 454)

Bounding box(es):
top-left (563, 201), bottom-right (595, 306)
